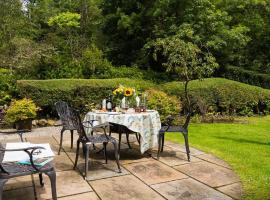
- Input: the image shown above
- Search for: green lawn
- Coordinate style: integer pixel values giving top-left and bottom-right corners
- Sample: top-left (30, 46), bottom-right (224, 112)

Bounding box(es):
top-left (166, 116), bottom-right (270, 200)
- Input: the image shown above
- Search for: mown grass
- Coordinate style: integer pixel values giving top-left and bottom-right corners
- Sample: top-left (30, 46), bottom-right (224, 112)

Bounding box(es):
top-left (166, 116), bottom-right (270, 200)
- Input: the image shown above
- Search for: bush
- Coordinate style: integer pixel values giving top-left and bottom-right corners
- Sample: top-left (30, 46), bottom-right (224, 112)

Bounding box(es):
top-left (17, 78), bottom-right (155, 116)
top-left (0, 68), bottom-right (16, 106)
top-left (161, 78), bottom-right (270, 116)
top-left (146, 89), bottom-right (181, 124)
top-left (223, 65), bottom-right (270, 89)
top-left (5, 98), bottom-right (38, 123)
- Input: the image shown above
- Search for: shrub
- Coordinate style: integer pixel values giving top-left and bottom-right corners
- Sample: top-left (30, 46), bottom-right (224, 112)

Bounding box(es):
top-left (82, 45), bottom-right (112, 78)
top-left (146, 89), bottom-right (181, 124)
top-left (161, 78), bottom-right (270, 116)
top-left (0, 68), bottom-right (16, 106)
top-left (5, 98), bottom-right (38, 123)
top-left (17, 78), bottom-right (155, 116)
top-left (223, 65), bottom-right (270, 89)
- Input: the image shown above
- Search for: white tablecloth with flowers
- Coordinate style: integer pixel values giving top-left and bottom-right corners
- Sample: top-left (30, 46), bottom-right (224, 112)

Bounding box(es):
top-left (84, 111), bottom-right (161, 154)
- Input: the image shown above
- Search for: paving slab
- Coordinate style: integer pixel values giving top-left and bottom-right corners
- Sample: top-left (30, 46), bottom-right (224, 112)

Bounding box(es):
top-left (77, 160), bottom-right (129, 181)
top-left (3, 187), bottom-right (35, 200)
top-left (59, 192), bottom-right (100, 200)
top-left (195, 153), bottom-right (231, 169)
top-left (124, 160), bottom-right (187, 185)
top-left (217, 182), bottom-right (243, 200)
top-left (151, 149), bottom-right (202, 166)
top-left (165, 142), bottom-right (205, 155)
top-left (174, 161), bottom-right (239, 187)
top-left (152, 178), bottom-right (232, 200)
top-left (34, 170), bottom-right (92, 199)
top-left (53, 152), bottom-right (75, 171)
top-left (90, 175), bottom-right (165, 200)
top-left (4, 176), bottom-right (33, 191)
top-left (106, 146), bottom-right (152, 165)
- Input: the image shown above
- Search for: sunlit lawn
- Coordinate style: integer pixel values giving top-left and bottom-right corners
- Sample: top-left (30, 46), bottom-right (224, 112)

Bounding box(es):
top-left (166, 116), bottom-right (270, 200)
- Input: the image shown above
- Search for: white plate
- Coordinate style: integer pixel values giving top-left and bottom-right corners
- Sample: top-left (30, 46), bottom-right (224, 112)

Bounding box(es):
top-left (108, 112), bottom-right (120, 115)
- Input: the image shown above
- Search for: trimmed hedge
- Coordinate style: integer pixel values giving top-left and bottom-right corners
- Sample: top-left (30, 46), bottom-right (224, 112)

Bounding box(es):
top-left (223, 65), bottom-right (270, 89)
top-left (17, 78), bottom-right (270, 117)
top-left (162, 78), bottom-right (270, 115)
top-left (17, 78), bottom-right (155, 116)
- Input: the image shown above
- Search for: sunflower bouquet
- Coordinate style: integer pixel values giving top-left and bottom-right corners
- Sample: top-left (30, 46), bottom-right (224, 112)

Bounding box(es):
top-left (112, 85), bottom-right (136, 108)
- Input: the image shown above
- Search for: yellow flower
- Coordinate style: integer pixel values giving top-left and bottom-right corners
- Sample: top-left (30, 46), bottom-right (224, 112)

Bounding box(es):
top-left (124, 88), bottom-right (134, 97)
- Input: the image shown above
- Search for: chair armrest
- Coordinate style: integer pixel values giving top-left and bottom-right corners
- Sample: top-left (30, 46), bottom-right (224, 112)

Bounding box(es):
top-left (0, 129), bottom-right (31, 142)
top-left (0, 146), bottom-right (47, 172)
top-left (82, 120), bottom-right (94, 128)
top-left (163, 115), bottom-right (177, 126)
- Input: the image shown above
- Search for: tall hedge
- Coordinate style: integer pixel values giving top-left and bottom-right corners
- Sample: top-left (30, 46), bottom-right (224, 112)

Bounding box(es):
top-left (223, 66), bottom-right (270, 89)
top-left (162, 78), bottom-right (270, 115)
top-left (17, 78), bottom-right (270, 117)
top-left (17, 78), bottom-right (155, 116)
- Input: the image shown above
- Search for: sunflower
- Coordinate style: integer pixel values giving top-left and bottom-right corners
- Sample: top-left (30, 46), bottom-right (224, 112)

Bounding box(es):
top-left (124, 88), bottom-right (134, 97)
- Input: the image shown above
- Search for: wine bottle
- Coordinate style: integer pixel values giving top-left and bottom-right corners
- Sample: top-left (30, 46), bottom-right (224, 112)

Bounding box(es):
top-left (106, 95), bottom-right (113, 112)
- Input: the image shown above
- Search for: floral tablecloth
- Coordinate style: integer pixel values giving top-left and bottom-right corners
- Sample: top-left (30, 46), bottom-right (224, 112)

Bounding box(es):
top-left (84, 111), bottom-right (161, 154)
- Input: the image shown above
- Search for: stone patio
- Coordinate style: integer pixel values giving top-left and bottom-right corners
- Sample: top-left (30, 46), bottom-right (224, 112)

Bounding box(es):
top-left (1, 127), bottom-right (243, 200)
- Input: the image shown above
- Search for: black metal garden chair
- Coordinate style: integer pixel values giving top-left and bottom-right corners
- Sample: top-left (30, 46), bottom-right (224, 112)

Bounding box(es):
top-left (109, 123), bottom-right (140, 154)
top-left (157, 113), bottom-right (191, 161)
top-left (70, 108), bottom-right (121, 179)
top-left (55, 101), bottom-right (77, 155)
top-left (0, 130), bottom-right (57, 200)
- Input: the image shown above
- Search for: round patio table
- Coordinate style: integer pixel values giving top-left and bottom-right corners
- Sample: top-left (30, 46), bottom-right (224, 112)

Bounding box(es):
top-left (83, 110), bottom-right (161, 153)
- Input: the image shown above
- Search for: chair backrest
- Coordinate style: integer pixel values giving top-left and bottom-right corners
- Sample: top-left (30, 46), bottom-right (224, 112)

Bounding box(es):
top-left (183, 112), bottom-right (191, 129)
top-left (68, 108), bottom-right (89, 141)
top-left (55, 101), bottom-right (76, 130)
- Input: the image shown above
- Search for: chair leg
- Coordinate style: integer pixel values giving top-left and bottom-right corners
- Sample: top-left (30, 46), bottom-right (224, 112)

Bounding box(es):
top-left (58, 128), bottom-right (65, 155)
top-left (161, 133), bottom-right (165, 152)
top-left (135, 133), bottom-right (140, 144)
top-left (45, 170), bottom-right (57, 200)
top-left (73, 140), bottom-right (80, 169)
top-left (118, 132), bottom-right (122, 155)
top-left (157, 132), bottom-right (163, 160)
top-left (70, 130), bottom-right (74, 149)
top-left (85, 144), bottom-right (90, 180)
top-left (0, 179), bottom-right (8, 200)
top-left (103, 142), bottom-right (108, 164)
top-left (91, 131), bottom-right (96, 150)
top-left (39, 173), bottom-right (44, 186)
top-left (183, 132), bottom-right (190, 161)
top-left (126, 133), bottom-right (132, 149)
top-left (112, 141), bottom-right (121, 173)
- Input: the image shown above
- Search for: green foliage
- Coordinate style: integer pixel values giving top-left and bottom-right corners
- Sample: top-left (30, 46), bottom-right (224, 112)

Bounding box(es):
top-left (17, 78), bottom-right (155, 116)
top-left (82, 45), bottom-right (112, 78)
top-left (216, 0), bottom-right (270, 71)
top-left (0, 68), bottom-right (16, 105)
top-left (17, 78), bottom-right (270, 117)
top-left (95, 66), bottom-right (171, 82)
top-left (48, 12), bottom-right (81, 28)
top-left (150, 36), bottom-right (219, 81)
top-left (146, 89), bottom-right (181, 124)
top-left (180, 0), bottom-right (250, 65)
top-left (5, 98), bottom-right (38, 123)
top-left (162, 78), bottom-right (270, 116)
top-left (223, 65), bottom-right (270, 89)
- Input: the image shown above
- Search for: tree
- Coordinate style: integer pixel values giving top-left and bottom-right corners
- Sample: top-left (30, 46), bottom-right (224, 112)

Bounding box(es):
top-left (101, 0), bottom-right (189, 67)
top-left (216, 0), bottom-right (270, 72)
top-left (151, 36), bottom-right (219, 113)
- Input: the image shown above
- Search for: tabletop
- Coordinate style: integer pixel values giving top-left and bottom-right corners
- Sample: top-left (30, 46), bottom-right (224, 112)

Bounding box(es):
top-left (84, 110), bottom-right (161, 153)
